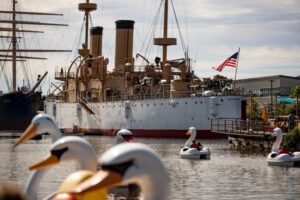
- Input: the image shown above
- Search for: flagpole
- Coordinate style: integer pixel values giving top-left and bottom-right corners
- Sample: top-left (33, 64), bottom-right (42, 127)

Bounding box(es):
top-left (233, 47), bottom-right (240, 89)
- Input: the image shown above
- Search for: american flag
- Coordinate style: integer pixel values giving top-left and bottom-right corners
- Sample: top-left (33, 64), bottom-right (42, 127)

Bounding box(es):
top-left (213, 51), bottom-right (239, 72)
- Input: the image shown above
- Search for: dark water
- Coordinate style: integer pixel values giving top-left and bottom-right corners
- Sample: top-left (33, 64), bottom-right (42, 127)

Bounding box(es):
top-left (1, 136), bottom-right (300, 200)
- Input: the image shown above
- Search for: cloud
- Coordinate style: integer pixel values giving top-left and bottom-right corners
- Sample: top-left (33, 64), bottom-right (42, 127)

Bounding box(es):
top-left (1, 0), bottom-right (300, 93)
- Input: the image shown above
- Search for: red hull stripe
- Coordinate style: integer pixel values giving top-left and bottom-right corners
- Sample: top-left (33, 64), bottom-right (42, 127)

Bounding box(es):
top-left (63, 128), bottom-right (225, 139)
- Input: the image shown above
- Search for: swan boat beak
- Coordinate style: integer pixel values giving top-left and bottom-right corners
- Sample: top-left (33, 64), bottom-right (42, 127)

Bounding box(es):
top-left (29, 154), bottom-right (60, 170)
top-left (73, 170), bottom-right (122, 195)
top-left (14, 123), bottom-right (37, 148)
top-left (185, 130), bottom-right (191, 136)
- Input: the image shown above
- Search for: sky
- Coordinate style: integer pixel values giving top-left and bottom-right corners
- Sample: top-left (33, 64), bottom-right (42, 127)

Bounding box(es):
top-left (1, 0), bottom-right (300, 93)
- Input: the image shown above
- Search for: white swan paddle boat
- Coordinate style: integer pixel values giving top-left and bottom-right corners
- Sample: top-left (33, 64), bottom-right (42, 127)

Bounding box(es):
top-left (14, 114), bottom-right (64, 200)
top-left (180, 127), bottom-right (211, 159)
top-left (70, 143), bottom-right (169, 200)
top-left (116, 129), bottom-right (135, 144)
top-left (14, 114), bottom-right (105, 200)
top-left (17, 136), bottom-right (101, 200)
top-left (267, 127), bottom-right (300, 167)
top-left (29, 136), bottom-right (108, 200)
top-left (14, 113), bottom-right (62, 148)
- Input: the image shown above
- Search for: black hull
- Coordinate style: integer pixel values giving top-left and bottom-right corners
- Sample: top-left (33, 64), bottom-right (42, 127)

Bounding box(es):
top-left (0, 91), bottom-right (43, 131)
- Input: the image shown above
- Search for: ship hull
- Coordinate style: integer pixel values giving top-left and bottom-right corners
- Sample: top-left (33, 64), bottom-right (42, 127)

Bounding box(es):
top-left (45, 95), bottom-right (245, 138)
top-left (0, 91), bottom-right (43, 131)
top-left (63, 128), bottom-right (222, 139)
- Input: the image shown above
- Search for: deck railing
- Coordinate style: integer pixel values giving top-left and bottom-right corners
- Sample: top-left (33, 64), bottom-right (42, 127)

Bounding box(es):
top-left (211, 119), bottom-right (272, 136)
top-left (47, 88), bottom-right (242, 102)
top-left (93, 89), bottom-right (241, 102)
top-left (55, 72), bottom-right (76, 79)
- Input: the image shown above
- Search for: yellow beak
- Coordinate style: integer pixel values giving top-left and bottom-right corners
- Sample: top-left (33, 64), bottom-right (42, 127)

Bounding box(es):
top-left (73, 170), bottom-right (122, 195)
top-left (29, 155), bottom-right (59, 171)
top-left (14, 123), bottom-right (37, 148)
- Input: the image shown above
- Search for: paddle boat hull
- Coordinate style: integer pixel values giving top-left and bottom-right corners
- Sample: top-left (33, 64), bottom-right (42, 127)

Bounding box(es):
top-left (267, 152), bottom-right (300, 167)
top-left (180, 147), bottom-right (211, 159)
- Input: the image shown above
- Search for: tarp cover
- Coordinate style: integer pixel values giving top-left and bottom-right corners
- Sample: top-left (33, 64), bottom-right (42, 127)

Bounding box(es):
top-left (277, 97), bottom-right (296, 103)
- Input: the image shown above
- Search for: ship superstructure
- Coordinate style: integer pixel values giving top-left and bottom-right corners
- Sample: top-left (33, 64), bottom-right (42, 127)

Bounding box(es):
top-left (45, 0), bottom-right (246, 138)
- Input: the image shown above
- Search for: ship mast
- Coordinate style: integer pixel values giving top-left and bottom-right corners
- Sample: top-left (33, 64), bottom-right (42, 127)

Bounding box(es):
top-left (78, 0), bottom-right (97, 56)
top-left (154, 0), bottom-right (176, 83)
top-left (12, 0), bottom-right (17, 91)
top-left (0, 0), bottom-right (71, 92)
top-left (162, 0), bottom-right (169, 68)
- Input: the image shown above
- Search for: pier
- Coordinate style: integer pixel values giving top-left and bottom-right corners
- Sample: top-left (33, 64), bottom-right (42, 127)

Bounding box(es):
top-left (211, 119), bottom-right (275, 150)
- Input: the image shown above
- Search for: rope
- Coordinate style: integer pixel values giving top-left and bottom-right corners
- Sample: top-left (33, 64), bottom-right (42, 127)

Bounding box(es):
top-left (139, 0), bottom-right (163, 60)
top-left (170, 0), bottom-right (187, 54)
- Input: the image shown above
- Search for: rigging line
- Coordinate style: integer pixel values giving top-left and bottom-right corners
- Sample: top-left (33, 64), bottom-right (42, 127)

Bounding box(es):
top-left (69, 15), bottom-right (85, 62)
top-left (142, 0), bottom-right (145, 37)
top-left (139, 0), bottom-right (163, 56)
top-left (140, 0), bottom-right (155, 43)
top-left (17, 11), bottom-right (32, 88)
top-left (0, 1), bottom-right (5, 90)
top-left (57, 0), bottom-right (72, 67)
top-left (170, 0), bottom-right (186, 54)
top-left (0, 56), bottom-right (10, 91)
top-left (1, 62), bottom-right (11, 92)
top-left (89, 13), bottom-right (93, 30)
top-left (143, 0), bottom-right (163, 61)
top-left (105, 28), bottom-right (114, 65)
top-left (16, 41), bottom-right (29, 87)
top-left (151, 3), bottom-right (164, 60)
top-left (44, 1), bottom-right (70, 68)
top-left (184, 0), bottom-right (189, 52)
top-left (142, 0), bottom-right (154, 39)
top-left (155, 5), bottom-right (164, 58)
top-left (18, 5), bottom-right (36, 86)
top-left (3, 42), bottom-right (13, 90)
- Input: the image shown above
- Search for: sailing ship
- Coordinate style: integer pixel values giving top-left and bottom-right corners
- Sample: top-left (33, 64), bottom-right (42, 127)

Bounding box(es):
top-left (45, 0), bottom-right (246, 138)
top-left (0, 0), bottom-right (69, 131)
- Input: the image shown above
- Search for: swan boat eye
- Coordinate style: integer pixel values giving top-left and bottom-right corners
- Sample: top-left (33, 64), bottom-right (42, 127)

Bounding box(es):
top-left (101, 160), bottom-right (134, 175)
top-left (51, 147), bottom-right (69, 159)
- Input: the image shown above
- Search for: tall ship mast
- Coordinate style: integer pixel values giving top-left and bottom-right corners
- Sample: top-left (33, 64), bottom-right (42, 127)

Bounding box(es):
top-left (45, 0), bottom-right (246, 138)
top-left (0, 0), bottom-right (69, 131)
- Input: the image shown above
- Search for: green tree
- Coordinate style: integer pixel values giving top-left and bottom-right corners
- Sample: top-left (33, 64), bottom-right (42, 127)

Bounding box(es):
top-left (275, 103), bottom-right (289, 115)
top-left (283, 128), bottom-right (300, 150)
top-left (247, 97), bottom-right (260, 119)
top-left (289, 86), bottom-right (300, 117)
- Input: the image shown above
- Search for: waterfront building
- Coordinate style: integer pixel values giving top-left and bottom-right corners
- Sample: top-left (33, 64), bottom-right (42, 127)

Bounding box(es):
top-left (235, 75), bottom-right (300, 117)
top-left (235, 75), bottom-right (300, 97)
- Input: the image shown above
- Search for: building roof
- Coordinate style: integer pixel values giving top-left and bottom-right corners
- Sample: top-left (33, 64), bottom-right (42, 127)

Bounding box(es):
top-left (236, 75), bottom-right (300, 82)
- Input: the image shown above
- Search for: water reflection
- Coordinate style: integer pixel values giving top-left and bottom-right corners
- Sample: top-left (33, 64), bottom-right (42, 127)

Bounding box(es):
top-left (1, 136), bottom-right (300, 199)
